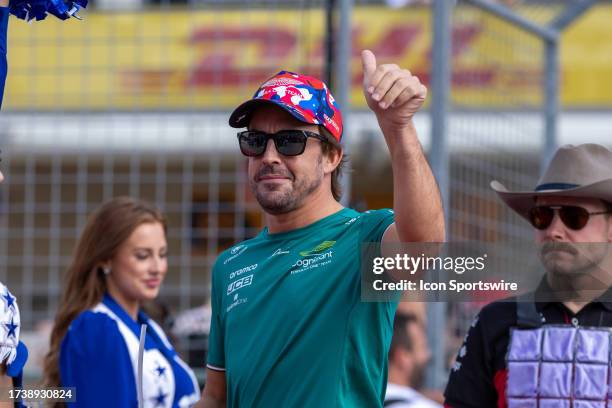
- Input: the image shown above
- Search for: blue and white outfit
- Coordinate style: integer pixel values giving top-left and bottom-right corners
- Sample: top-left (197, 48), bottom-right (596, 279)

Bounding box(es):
top-left (1, 10), bottom-right (28, 404)
top-left (0, 281), bottom-right (29, 408)
top-left (0, 6), bottom-right (8, 109)
top-left (0, 282), bottom-right (27, 373)
top-left (60, 294), bottom-right (200, 408)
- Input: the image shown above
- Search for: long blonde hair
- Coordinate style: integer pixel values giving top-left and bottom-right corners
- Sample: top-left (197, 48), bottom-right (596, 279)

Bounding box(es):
top-left (43, 197), bottom-right (166, 388)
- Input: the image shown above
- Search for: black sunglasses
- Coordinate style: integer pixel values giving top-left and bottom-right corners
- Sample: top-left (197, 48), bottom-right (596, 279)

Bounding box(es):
top-left (528, 205), bottom-right (611, 231)
top-left (237, 130), bottom-right (327, 157)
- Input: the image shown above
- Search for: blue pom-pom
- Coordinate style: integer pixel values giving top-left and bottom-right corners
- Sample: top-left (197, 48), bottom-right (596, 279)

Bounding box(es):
top-left (9, 0), bottom-right (88, 22)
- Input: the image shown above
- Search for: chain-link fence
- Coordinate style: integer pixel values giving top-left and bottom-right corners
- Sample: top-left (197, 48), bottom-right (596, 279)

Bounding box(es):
top-left (1, 1), bottom-right (339, 382)
top-left (0, 0), bottom-right (609, 393)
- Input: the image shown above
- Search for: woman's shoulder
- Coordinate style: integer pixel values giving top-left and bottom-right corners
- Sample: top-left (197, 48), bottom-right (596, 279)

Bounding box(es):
top-left (62, 309), bottom-right (125, 356)
top-left (68, 308), bottom-right (120, 333)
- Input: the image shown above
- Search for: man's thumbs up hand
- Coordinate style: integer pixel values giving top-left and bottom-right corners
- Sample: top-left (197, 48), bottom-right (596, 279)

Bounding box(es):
top-left (361, 49), bottom-right (427, 127)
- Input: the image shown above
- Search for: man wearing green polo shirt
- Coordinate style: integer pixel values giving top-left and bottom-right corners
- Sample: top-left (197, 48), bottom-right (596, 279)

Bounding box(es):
top-left (197, 50), bottom-right (445, 408)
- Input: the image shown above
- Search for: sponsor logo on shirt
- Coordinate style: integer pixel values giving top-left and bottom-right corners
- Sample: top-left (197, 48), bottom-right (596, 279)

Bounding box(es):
top-left (231, 245), bottom-right (246, 255)
top-left (227, 275), bottom-right (254, 295)
top-left (291, 251), bottom-right (333, 274)
top-left (229, 263), bottom-right (258, 279)
top-left (223, 244), bottom-right (248, 264)
top-left (269, 248), bottom-right (290, 258)
top-left (345, 217), bottom-right (357, 225)
top-left (288, 241), bottom-right (337, 274)
top-left (298, 240), bottom-right (336, 257)
top-left (227, 293), bottom-right (248, 312)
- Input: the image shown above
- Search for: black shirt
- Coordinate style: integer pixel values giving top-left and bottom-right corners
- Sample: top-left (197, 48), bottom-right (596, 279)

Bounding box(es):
top-left (444, 280), bottom-right (612, 408)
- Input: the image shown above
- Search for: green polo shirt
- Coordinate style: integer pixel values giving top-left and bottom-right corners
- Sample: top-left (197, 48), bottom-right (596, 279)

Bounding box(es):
top-left (207, 207), bottom-right (397, 407)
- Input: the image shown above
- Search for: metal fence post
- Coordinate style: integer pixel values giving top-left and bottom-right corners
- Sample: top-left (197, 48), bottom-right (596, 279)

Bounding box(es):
top-left (336, 0), bottom-right (353, 206)
top-left (428, 0), bottom-right (453, 390)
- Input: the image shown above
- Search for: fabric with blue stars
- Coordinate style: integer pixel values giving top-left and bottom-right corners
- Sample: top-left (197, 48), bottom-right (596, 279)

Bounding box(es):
top-left (4, 317), bottom-right (17, 338)
top-left (60, 294), bottom-right (200, 407)
top-left (0, 282), bottom-right (22, 367)
top-left (2, 290), bottom-right (15, 310)
top-left (0, 282), bottom-right (28, 408)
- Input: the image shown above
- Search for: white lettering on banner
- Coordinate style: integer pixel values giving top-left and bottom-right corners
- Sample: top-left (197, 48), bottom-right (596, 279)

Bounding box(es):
top-left (371, 279), bottom-right (518, 292)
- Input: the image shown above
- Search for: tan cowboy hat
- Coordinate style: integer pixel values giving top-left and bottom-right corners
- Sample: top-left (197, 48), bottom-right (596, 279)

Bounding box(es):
top-left (491, 143), bottom-right (612, 221)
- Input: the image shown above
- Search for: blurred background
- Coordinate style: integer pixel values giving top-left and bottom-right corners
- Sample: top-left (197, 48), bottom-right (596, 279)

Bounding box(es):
top-left (0, 0), bottom-right (610, 398)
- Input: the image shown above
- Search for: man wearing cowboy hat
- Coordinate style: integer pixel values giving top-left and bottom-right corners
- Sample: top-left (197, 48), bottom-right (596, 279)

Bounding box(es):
top-left (444, 143), bottom-right (612, 408)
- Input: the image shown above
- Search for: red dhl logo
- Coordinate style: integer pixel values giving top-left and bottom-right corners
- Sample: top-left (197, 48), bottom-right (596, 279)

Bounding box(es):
top-left (120, 22), bottom-right (540, 92)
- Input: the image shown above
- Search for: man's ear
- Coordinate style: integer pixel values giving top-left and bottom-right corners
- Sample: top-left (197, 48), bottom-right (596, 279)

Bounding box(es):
top-left (323, 146), bottom-right (343, 175)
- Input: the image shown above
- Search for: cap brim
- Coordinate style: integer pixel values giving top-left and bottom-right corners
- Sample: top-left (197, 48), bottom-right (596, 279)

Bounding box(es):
top-left (491, 179), bottom-right (612, 221)
top-left (229, 99), bottom-right (341, 148)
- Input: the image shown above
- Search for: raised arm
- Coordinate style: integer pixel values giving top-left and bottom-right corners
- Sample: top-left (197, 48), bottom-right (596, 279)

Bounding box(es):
top-left (360, 50), bottom-right (445, 244)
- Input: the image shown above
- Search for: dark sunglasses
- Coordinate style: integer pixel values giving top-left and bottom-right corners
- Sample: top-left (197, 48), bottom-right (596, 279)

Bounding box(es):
top-left (237, 130), bottom-right (327, 157)
top-left (528, 205), bottom-right (611, 231)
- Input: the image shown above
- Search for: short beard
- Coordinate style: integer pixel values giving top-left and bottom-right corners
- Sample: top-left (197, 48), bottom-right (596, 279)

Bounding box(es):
top-left (251, 156), bottom-right (324, 215)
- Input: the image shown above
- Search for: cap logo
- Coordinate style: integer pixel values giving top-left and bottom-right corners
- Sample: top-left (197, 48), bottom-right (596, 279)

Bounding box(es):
top-left (324, 114), bottom-right (339, 132)
top-left (262, 77), bottom-right (304, 87)
top-left (230, 70), bottom-right (343, 143)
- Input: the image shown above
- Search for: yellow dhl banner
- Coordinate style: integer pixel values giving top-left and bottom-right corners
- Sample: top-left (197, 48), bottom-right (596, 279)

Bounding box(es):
top-left (4, 5), bottom-right (611, 110)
